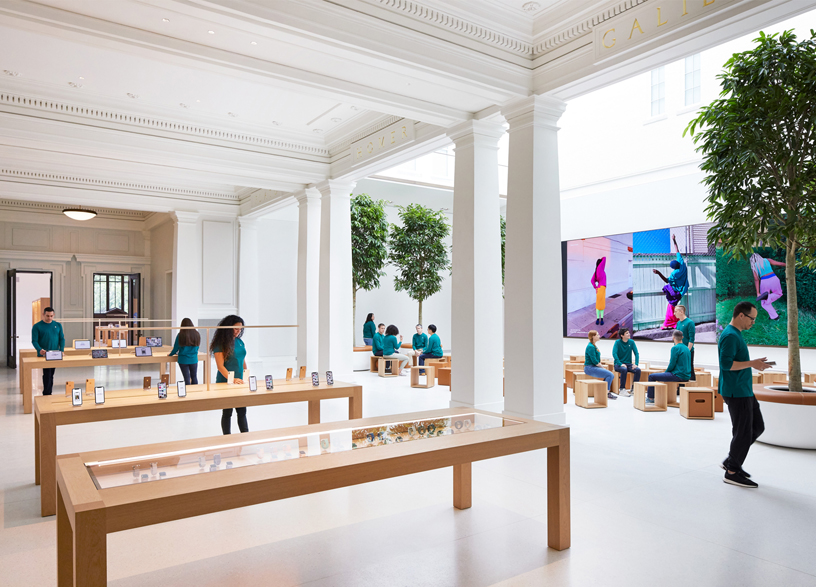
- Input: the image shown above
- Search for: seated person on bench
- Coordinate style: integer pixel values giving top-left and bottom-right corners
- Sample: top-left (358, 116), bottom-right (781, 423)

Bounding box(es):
top-left (612, 328), bottom-right (641, 396)
top-left (371, 323), bottom-right (386, 357)
top-left (411, 324), bottom-right (428, 357)
top-left (584, 329), bottom-right (617, 400)
top-left (418, 324), bottom-right (443, 374)
top-left (383, 325), bottom-right (410, 376)
top-left (646, 329), bottom-right (691, 405)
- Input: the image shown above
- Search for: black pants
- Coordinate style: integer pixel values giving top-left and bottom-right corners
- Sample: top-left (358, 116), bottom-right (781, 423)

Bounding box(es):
top-left (221, 408), bottom-right (248, 435)
top-left (690, 348), bottom-right (696, 380)
top-left (42, 368), bottom-right (55, 395)
top-left (179, 363), bottom-right (198, 385)
top-left (723, 395), bottom-right (764, 470)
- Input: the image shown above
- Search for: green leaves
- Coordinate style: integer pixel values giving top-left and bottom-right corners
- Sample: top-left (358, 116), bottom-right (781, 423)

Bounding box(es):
top-left (351, 194), bottom-right (389, 293)
top-left (388, 203), bottom-right (451, 305)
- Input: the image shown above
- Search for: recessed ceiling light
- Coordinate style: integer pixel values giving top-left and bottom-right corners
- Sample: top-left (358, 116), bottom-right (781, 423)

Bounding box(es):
top-left (79, 76), bottom-right (84, 80)
top-left (63, 208), bottom-right (97, 221)
top-left (250, 41), bottom-right (257, 45)
top-left (180, 103), bottom-right (188, 108)
top-left (3, 70), bottom-right (19, 77)
top-left (331, 117), bottom-right (342, 123)
top-left (162, 18), bottom-right (170, 22)
top-left (313, 128), bottom-right (323, 134)
top-left (196, 99), bottom-right (200, 103)
top-left (228, 112), bottom-right (236, 117)
top-left (208, 30), bottom-right (215, 34)
top-left (127, 93), bottom-right (139, 99)
top-left (68, 82), bottom-right (83, 88)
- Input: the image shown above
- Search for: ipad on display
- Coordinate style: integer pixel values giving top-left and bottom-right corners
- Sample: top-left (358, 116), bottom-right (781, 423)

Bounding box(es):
top-left (146, 337), bottom-right (162, 347)
top-left (92, 349), bottom-right (108, 359)
top-left (45, 351), bottom-right (63, 361)
top-left (74, 339), bottom-right (91, 350)
top-left (177, 381), bottom-right (186, 397)
top-left (94, 386), bottom-right (105, 404)
top-left (135, 346), bottom-right (152, 357)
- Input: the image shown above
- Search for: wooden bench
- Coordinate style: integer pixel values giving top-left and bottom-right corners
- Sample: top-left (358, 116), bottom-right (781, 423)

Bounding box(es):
top-left (55, 408), bottom-right (571, 586)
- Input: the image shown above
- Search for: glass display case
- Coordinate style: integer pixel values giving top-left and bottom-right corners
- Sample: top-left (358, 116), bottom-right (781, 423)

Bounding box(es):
top-left (86, 412), bottom-right (521, 489)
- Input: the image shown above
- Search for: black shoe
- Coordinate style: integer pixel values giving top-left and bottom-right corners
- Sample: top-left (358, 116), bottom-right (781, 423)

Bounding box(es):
top-left (596, 319), bottom-right (600, 325)
top-left (600, 318), bottom-right (604, 325)
top-left (724, 471), bottom-right (758, 488)
top-left (720, 459), bottom-right (751, 478)
top-left (757, 291), bottom-right (770, 301)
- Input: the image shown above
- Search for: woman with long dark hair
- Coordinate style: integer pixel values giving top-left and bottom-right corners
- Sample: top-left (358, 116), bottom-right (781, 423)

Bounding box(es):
top-left (169, 317), bottom-right (201, 385)
top-left (210, 315), bottom-right (249, 434)
top-left (363, 313), bottom-right (376, 346)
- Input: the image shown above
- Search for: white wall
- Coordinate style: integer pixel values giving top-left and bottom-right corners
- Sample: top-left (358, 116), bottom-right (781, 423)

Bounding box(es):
top-left (150, 218), bottom-right (174, 323)
top-left (14, 272), bottom-right (52, 357)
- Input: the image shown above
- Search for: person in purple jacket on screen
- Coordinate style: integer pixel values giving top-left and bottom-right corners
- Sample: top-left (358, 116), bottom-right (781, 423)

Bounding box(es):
top-left (591, 257), bottom-right (607, 326)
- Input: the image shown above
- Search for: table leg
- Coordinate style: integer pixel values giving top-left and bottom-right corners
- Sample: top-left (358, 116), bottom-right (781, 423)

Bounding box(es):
top-left (204, 357), bottom-right (211, 390)
top-left (159, 361), bottom-right (167, 377)
top-left (57, 485), bottom-right (73, 587)
top-left (308, 400), bottom-right (320, 425)
top-left (23, 367), bottom-right (32, 414)
top-left (453, 463), bottom-right (472, 510)
top-left (170, 362), bottom-right (177, 383)
top-left (547, 429), bottom-right (571, 551)
top-left (73, 508), bottom-right (107, 586)
top-left (35, 414), bottom-right (41, 485)
top-left (41, 415), bottom-right (57, 517)
top-left (349, 389), bottom-right (363, 420)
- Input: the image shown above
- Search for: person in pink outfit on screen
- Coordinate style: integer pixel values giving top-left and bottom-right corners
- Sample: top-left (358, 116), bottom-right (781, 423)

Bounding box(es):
top-left (750, 253), bottom-right (785, 320)
top-left (591, 257), bottom-right (607, 326)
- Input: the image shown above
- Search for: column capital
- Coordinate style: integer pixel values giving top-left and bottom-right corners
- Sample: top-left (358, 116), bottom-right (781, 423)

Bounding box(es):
top-left (237, 216), bottom-right (257, 230)
top-left (501, 95), bottom-right (567, 133)
top-left (294, 187), bottom-right (322, 205)
top-left (313, 179), bottom-right (356, 199)
top-left (446, 119), bottom-right (506, 147)
top-left (170, 210), bottom-right (199, 225)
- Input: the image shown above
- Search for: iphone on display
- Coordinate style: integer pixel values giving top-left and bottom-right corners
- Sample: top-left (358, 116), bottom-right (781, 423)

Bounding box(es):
top-left (94, 386), bottom-right (105, 404)
top-left (177, 381), bottom-right (186, 397)
top-left (157, 382), bottom-right (167, 399)
top-left (265, 375), bottom-right (273, 390)
top-left (311, 372), bottom-right (319, 386)
top-left (72, 388), bottom-right (82, 406)
top-left (249, 375), bottom-right (257, 392)
top-left (326, 371), bottom-right (334, 385)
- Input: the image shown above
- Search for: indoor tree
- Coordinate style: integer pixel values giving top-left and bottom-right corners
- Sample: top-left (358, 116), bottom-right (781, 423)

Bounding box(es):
top-left (388, 203), bottom-right (451, 324)
top-left (351, 194), bottom-right (389, 342)
top-left (685, 29), bottom-right (816, 392)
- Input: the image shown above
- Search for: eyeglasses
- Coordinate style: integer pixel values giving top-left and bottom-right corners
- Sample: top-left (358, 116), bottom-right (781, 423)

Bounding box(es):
top-left (746, 315), bottom-right (757, 323)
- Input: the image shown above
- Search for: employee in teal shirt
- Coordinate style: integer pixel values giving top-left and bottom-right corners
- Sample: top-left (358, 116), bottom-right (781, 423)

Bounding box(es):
top-left (674, 304), bottom-right (696, 380)
top-left (31, 306), bottom-right (64, 396)
top-left (719, 301), bottom-right (772, 489)
top-left (418, 324), bottom-right (443, 374)
top-left (383, 325), bottom-right (409, 375)
top-left (363, 313), bottom-right (376, 346)
top-left (371, 323), bottom-right (386, 356)
top-left (612, 328), bottom-right (640, 394)
top-left (646, 330), bottom-right (691, 403)
top-left (412, 324), bottom-right (428, 356)
top-left (584, 330), bottom-right (616, 399)
top-left (169, 317), bottom-right (201, 385)
top-left (210, 315), bottom-right (249, 435)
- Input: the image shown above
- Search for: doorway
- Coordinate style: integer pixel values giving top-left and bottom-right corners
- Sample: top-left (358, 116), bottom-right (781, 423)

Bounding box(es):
top-left (93, 273), bottom-right (141, 344)
top-left (6, 270), bottom-right (53, 369)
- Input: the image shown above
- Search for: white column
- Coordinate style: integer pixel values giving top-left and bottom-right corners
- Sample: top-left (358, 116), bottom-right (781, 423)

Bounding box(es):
top-left (237, 216), bottom-right (259, 354)
top-left (501, 95), bottom-right (567, 424)
top-left (448, 120), bottom-right (506, 412)
top-left (316, 179), bottom-right (356, 377)
top-left (295, 188), bottom-right (321, 373)
top-left (171, 211), bottom-right (200, 328)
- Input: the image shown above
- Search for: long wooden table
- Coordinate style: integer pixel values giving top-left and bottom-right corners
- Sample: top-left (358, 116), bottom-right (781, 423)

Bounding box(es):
top-left (36, 378), bottom-right (362, 517)
top-left (56, 407), bottom-right (569, 586)
top-left (20, 349), bottom-right (208, 414)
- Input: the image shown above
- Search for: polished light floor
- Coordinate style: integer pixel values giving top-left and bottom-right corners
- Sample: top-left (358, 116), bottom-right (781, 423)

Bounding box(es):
top-left (2, 362), bottom-right (816, 586)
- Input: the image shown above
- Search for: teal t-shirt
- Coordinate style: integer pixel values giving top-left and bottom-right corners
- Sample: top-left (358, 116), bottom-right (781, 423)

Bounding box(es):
top-left (584, 343), bottom-right (601, 366)
top-left (32, 320), bottom-right (65, 353)
top-left (676, 318), bottom-right (696, 346)
top-left (425, 333), bottom-right (443, 357)
top-left (383, 334), bottom-right (402, 355)
top-left (363, 321), bottom-right (376, 340)
top-left (169, 334), bottom-right (199, 365)
top-left (213, 337), bottom-right (246, 382)
top-left (718, 324), bottom-right (754, 397)
top-left (372, 332), bottom-right (384, 354)
top-left (666, 344), bottom-right (691, 380)
top-left (612, 339), bottom-right (639, 366)
top-left (412, 332), bottom-right (428, 351)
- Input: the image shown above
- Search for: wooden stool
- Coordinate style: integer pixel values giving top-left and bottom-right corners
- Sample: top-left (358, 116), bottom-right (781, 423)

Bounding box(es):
top-left (680, 387), bottom-right (715, 419)
top-left (760, 371), bottom-right (787, 384)
top-left (563, 382), bottom-right (567, 404)
top-left (437, 367), bottom-right (450, 387)
top-left (572, 372), bottom-right (592, 394)
top-left (633, 382), bottom-right (667, 412)
top-left (425, 358), bottom-right (447, 378)
top-left (804, 372), bottom-right (816, 384)
top-left (711, 376), bottom-right (724, 412)
top-left (751, 373), bottom-right (761, 384)
top-left (570, 355), bottom-right (585, 363)
top-left (694, 371), bottom-right (713, 388)
top-left (564, 363), bottom-right (585, 389)
top-left (370, 355), bottom-right (381, 373)
top-left (410, 366), bottom-right (435, 388)
top-left (575, 380), bottom-right (607, 409)
top-left (377, 357), bottom-right (399, 377)
top-left (664, 381), bottom-right (688, 408)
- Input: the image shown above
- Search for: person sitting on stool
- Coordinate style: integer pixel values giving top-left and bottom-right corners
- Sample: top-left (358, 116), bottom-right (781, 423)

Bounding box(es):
top-left (31, 306), bottom-right (64, 396)
top-left (674, 304), bottom-right (696, 380)
top-left (584, 330), bottom-right (617, 400)
top-left (646, 329), bottom-right (691, 405)
top-left (383, 325), bottom-right (410, 376)
top-left (418, 324), bottom-right (443, 375)
top-left (411, 324), bottom-right (428, 359)
top-left (612, 328), bottom-right (640, 396)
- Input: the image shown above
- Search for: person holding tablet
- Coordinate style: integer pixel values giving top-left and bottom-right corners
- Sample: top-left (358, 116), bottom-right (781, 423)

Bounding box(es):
top-left (31, 306), bottom-right (64, 396)
top-left (169, 317), bottom-right (200, 385)
top-left (363, 313), bottom-right (376, 346)
top-left (584, 330), bottom-right (616, 400)
top-left (210, 315), bottom-right (249, 434)
top-left (418, 324), bottom-right (443, 374)
top-left (383, 325), bottom-right (410, 375)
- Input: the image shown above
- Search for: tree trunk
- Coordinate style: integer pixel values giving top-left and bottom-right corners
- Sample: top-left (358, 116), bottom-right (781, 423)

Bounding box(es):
top-left (786, 238), bottom-right (802, 392)
top-left (352, 285), bottom-right (357, 347)
top-left (418, 299), bottom-right (423, 326)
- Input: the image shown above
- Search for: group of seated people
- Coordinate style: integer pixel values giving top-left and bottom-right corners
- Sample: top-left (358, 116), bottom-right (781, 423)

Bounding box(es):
top-left (584, 326), bottom-right (694, 404)
top-left (362, 313), bottom-right (444, 376)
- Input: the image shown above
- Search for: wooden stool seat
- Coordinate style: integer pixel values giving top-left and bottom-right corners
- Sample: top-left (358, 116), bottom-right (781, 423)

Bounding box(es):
top-left (575, 380), bottom-right (607, 409)
top-left (663, 380), bottom-right (689, 408)
top-left (437, 367), bottom-right (451, 387)
top-left (377, 357), bottom-right (399, 377)
top-left (680, 387), bottom-right (715, 419)
top-left (694, 371), bottom-right (713, 388)
top-left (633, 382), bottom-right (667, 412)
top-left (424, 358), bottom-right (448, 378)
top-left (410, 366), bottom-right (435, 388)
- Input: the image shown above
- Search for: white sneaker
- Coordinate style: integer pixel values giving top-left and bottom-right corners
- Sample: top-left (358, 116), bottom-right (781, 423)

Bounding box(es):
top-left (620, 389), bottom-right (632, 397)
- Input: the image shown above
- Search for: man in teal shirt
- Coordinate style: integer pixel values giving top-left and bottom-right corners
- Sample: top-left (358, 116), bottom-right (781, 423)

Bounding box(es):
top-left (719, 301), bottom-right (772, 489)
top-left (612, 328), bottom-right (640, 394)
top-left (31, 307), bottom-right (64, 395)
top-left (646, 330), bottom-right (690, 403)
top-left (675, 304), bottom-right (696, 381)
top-left (371, 323), bottom-right (386, 357)
top-left (412, 324), bottom-right (428, 355)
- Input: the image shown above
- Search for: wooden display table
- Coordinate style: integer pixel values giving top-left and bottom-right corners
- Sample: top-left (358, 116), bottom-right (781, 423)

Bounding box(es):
top-left (35, 379), bottom-right (362, 517)
top-left (20, 349), bottom-right (207, 415)
top-left (633, 382), bottom-right (667, 412)
top-left (56, 408), bottom-right (570, 586)
top-left (575, 380), bottom-right (607, 408)
top-left (679, 387), bottom-right (715, 420)
top-left (410, 365), bottom-right (435, 388)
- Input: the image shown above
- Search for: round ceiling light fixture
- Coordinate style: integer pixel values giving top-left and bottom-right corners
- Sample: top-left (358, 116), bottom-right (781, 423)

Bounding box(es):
top-left (63, 208), bottom-right (97, 221)
top-left (250, 41), bottom-right (257, 45)
top-left (162, 18), bottom-right (170, 22)
top-left (208, 30), bottom-right (215, 34)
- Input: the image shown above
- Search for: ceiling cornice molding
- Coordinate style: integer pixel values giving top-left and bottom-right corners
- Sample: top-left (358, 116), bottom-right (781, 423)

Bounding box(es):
top-left (0, 91), bottom-right (330, 158)
top-left (0, 168), bottom-right (239, 202)
top-left (327, 114), bottom-right (406, 156)
top-left (0, 197), bottom-right (150, 219)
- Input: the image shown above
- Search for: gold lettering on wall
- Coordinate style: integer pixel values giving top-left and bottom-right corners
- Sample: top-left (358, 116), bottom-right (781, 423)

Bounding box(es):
top-left (379, 137), bottom-right (385, 147)
top-left (401, 126), bottom-right (408, 138)
top-left (603, 28), bottom-right (617, 48)
top-left (629, 18), bottom-right (644, 39)
top-left (367, 142), bottom-right (374, 154)
top-left (657, 7), bottom-right (667, 26)
top-left (390, 130), bottom-right (396, 144)
top-left (704, 0), bottom-right (715, 5)
top-left (350, 120), bottom-right (415, 164)
top-left (682, 0), bottom-right (688, 15)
